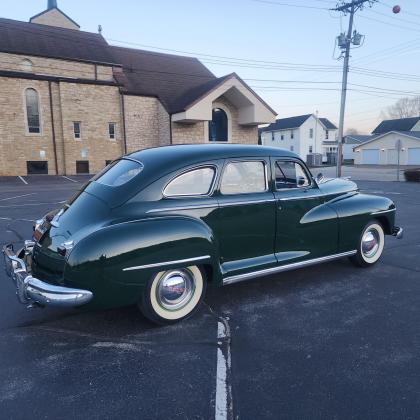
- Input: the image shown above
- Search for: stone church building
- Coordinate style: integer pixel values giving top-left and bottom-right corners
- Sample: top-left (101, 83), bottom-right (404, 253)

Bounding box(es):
top-left (0, 1), bottom-right (276, 176)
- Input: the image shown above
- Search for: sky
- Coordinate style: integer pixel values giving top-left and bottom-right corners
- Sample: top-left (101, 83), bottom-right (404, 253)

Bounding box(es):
top-left (3, 0), bottom-right (420, 134)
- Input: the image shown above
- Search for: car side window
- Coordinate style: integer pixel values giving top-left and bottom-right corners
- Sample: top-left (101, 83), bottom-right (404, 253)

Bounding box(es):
top-left (275, 161), bottom-right (310, 189)
top-left (221, 161), bottom-right (266, 195)
top-left (164, 167), bottom-right (216, 197)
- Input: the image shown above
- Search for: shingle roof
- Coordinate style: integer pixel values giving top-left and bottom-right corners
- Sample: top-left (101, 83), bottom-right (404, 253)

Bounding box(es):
top-left (110, 46), bottom-right (218, 113)
top-left (0, 17), bottom-right (275, 115)
top-left (260, 114), bottom-right (312, 132)
top-left (319, 118), bottom-right (337, 130)
top-left (372, 117), bottom-right (420, 134)
top-left (0, 17), bottom-right (115, 64)
top-left (344, 134), bottom-right (374, 144)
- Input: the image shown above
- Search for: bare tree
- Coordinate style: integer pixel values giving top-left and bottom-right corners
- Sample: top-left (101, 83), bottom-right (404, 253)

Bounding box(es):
top-left (382, 96), bottom-right (420, 119)
top-left (345, 128), bottom-right (359, 135)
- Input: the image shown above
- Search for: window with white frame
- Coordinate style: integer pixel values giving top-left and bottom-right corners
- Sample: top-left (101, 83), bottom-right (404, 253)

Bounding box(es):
top-left (309, 145), bottom-right (313, 153)
top-left (73, 122), bottom-right (81, 140)
top-left (291, 130), bottom-right (294, 139)
top-left (309, 128), bottom-right (314, 139)
top-left (281, 134), bottom-right (284, 140)
top-left (271, 132), bottom-right (275, 141)
top-left (25, 88), bottom-right (41, 134)
top-left (325, 130), bottom-right (329, 140)
top-left (108, 123), bottom-right (116, 140)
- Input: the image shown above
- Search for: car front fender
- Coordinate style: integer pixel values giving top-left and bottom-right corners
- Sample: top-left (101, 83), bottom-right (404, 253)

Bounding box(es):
top-left (327, 192), bottom-right (396, 252)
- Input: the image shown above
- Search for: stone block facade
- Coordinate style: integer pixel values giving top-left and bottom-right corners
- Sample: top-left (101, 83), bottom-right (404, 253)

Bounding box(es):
top-left (0, 59), bottom-right (258, 176)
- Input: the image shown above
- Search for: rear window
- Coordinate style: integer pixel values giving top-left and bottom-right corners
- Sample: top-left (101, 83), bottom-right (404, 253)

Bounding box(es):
top-left (94, 159), bottom-right (144, 187)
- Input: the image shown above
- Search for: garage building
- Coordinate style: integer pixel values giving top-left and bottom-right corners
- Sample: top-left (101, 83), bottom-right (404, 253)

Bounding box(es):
top-left (354, 131), bottom-right (420, 165)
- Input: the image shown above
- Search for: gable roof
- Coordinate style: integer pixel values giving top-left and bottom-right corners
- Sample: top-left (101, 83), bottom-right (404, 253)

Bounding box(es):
top-left (372, 116), bottom-right (420, 134)
top-left (344, 134), bottom-right (374, 144)
top-left (110, 45), bottom-right (218, 113)
top-left (0, 17), bottom-right (115, 64)
top-left (260, 114), bottom-right (312, 132)
top-left (319, 118), bottom-right (337, 130)
top-left (29, 7), bottom-right (80, 28)
top-left (354, 131), bottom-right (420, 149)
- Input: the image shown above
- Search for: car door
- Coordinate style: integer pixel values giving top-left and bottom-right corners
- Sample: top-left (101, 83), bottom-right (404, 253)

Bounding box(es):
top-left (216, 158), bottom-right (277, 277)
top-left (273, 158), bottom-right (338, 264)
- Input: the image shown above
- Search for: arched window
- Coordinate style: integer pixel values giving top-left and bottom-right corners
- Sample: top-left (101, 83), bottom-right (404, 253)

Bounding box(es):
top-left (20, 59), bottom-right (33, 73)
top-left (25, 88), bottom-right (41, 134)
top-left (209, 108), bottom-right (228, 142)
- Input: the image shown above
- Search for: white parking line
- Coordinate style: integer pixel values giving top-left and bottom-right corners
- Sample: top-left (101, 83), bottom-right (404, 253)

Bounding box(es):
top-left (0, 193), bottom-right (36, 202)
top-left (18, 176), bottom-right (28, 185)
top-left (62, 176), bottom-right (78, 183)
top-left (0, 201), bottom-right (64, 208)
top-left (215, 319), bottom-right (233, 420)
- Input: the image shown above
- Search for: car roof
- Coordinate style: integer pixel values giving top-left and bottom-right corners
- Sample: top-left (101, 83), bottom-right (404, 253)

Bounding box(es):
top-left (128, 144), bottom-right (299, 168)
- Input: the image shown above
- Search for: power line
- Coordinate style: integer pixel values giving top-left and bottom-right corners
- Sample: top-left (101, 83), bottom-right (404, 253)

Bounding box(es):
top-left (250, 0), bottom-right (329, 10)
top-left (358, 14), bottom-right (420, 33)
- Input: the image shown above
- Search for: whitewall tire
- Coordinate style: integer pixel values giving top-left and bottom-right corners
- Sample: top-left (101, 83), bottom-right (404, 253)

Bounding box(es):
top-left (350, 222), bottom-right (385, 267)
top-left (139, 265), bottom-right (206, 325)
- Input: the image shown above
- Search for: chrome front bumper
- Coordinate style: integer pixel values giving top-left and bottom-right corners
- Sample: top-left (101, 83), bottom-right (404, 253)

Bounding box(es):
top-left (2, 243), bottom-right (93, 308)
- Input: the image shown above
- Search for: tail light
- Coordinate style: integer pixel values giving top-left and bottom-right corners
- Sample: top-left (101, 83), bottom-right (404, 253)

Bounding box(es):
top-left (57, 240), bottom-right (74, 257)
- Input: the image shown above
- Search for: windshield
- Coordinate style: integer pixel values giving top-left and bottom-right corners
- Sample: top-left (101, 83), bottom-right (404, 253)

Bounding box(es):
top-left (94, 159), bottom-right (144, 187)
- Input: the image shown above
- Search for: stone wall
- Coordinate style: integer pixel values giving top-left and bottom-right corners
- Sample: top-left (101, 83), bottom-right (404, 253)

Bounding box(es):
top-left (0, 76), bottom-right (123, 176)
top-left (0, 52), bottom-right (114, 81)
top-left (0, 76), bottom-right (58, 176)
top-left (58, 83), bottom-right (123, 175)
top-left (30, 8), bottom-right (80, 30)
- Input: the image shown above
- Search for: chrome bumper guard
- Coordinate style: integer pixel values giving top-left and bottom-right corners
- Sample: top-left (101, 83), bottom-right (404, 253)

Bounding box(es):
top-left (2, 243), bottom-right (93, 308)
top-left (392, 226), bottom-right (403, 239)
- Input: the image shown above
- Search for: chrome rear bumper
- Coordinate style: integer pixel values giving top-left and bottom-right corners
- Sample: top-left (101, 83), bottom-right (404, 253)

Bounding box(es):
top-left (2, 243), bottom-right (93, 308)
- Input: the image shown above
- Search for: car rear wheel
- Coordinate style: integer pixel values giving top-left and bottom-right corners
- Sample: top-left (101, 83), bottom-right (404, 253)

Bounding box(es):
top-left (350, 221), bottom-right (385, 267)
top-left (139, 265), bottom-right (206, 325)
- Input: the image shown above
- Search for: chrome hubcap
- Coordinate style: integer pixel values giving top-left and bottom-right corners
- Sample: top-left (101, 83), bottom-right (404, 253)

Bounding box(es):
top-left (157, 270), bottom-right (194, 311)
top-left (362, 229), bottom-right (380, 258)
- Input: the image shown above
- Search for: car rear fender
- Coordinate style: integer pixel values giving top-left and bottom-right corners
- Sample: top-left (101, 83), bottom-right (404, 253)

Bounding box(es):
top-left (63, 216), bottom-right (221, 306)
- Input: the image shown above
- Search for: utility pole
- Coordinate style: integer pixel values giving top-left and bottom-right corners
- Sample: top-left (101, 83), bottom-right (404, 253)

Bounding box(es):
top-left (332, 0), bottom-right (377, 177)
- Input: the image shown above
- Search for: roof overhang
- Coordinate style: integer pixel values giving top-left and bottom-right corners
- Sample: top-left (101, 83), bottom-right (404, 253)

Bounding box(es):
top-left (172, 76), bottom-right (277, 125)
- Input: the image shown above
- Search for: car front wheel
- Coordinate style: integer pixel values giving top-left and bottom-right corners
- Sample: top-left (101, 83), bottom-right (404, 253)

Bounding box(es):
top-left (139, 265), bottom-right (206, 325)
top-left (350, 221), bottom-right (385, 267)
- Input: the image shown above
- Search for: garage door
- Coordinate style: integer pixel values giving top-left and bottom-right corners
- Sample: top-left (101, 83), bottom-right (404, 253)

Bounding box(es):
top-left (408, 148), bottom-right (420, 165)
top-left (387, 149), bottom-right (398, 164)
top-left (361, 149), bottom-right (380, 164)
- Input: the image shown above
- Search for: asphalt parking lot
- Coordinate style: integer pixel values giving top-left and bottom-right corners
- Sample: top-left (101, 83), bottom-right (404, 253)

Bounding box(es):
top-left (0, 175), bottom-right (419, 420)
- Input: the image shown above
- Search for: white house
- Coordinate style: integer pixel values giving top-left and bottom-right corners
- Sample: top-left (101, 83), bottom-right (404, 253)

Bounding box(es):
top-left (354, 117), bottom-right (420, 165)
top-left (259, 114), bottom-right (338, 162)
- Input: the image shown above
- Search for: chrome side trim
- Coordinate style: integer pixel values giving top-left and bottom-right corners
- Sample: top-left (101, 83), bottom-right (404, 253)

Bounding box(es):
top-left (371, 208), bottom-right (396, 215)
top-left (147, 204), bottom-right (216, 213)
top-left (221, 199), bottom-right (275, 207)
top-left (123, 255), bottom-right (211, 272)
top-left (146, 199), bottom-right (275, 213)
top-left (278, 194), bottom-right (321, 201)
top-left (223, 250), bottom-right (357, 285)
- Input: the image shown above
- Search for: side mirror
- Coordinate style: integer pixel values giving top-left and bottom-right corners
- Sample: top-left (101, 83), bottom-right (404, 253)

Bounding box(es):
top-left (315, 173), bottom-right (324, 184)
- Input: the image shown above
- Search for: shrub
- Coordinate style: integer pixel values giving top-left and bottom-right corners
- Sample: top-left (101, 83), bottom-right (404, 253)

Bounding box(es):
top-left (404, 168), bottom-right (420, 182)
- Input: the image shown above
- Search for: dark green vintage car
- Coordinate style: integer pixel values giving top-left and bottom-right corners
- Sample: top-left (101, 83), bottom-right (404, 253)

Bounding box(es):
top-left (3, 145), bottom-right (403, 324)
